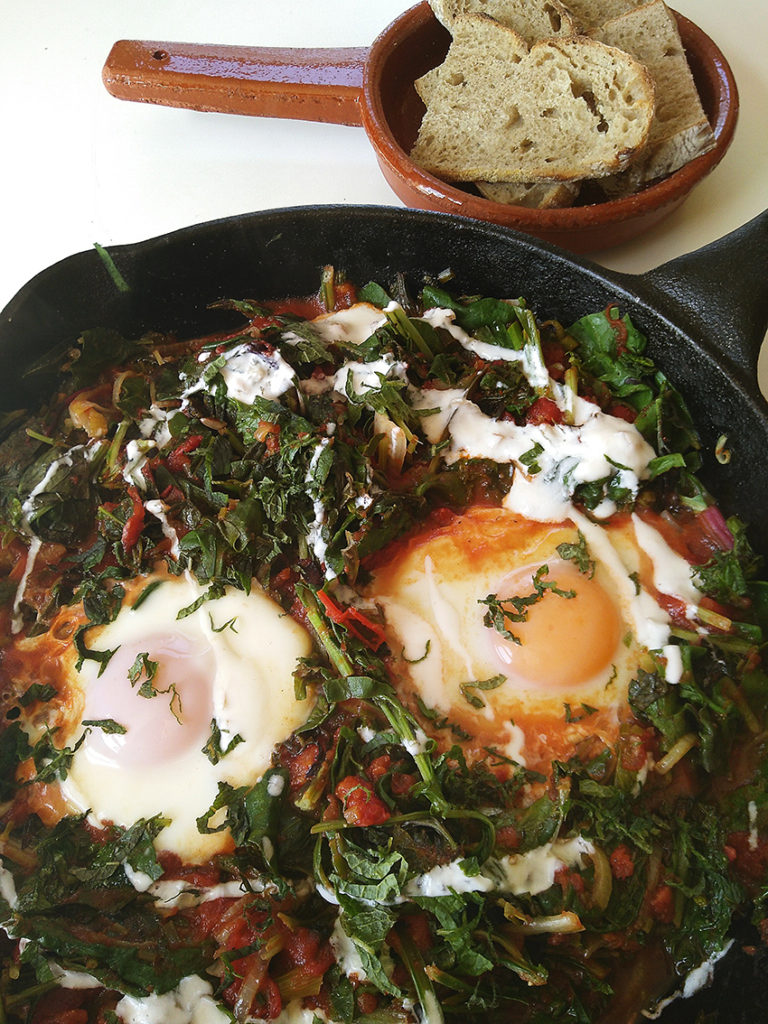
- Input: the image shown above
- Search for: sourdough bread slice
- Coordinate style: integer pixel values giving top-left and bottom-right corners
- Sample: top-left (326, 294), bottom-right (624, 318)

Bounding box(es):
top-left (429, 0), bottom-right (577, 44)
top-left (475, 179), bottom-right (580, 206)
top-left (410, 15), bottom-right (655, 184)
top-left (562, 0), bottom-right (641, 30)
top-left (590, 0), bottom-right (715, 185)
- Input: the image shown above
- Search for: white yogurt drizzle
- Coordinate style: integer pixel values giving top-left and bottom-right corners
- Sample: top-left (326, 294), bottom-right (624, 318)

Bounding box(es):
top-left (122, 861), bottom-right (269, 909)
top-left (406, 835), bottom-right (595, 900)
top-left (420, 306), bottom-right (550, 390)
top-left (332, 352), bottom-right (408, 398)
top-left (218, 345), bottom-right (297, 404)
top-left (305, 438), bottom-right (334, 578)
top-left (12, 441), bottom-right (103, 633)
top-left (642, 942), bottom-right (735, 1018)
top-left (114, 974), bottom-right (231, 1024)
top-left (143, 499), bottom-right (182, 559)
top-left (412, 384), bottom-right (655, 522)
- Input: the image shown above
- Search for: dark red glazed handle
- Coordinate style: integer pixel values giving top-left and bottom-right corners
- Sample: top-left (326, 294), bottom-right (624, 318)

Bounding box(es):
top-left (102, 39), bottom-right (369, 127)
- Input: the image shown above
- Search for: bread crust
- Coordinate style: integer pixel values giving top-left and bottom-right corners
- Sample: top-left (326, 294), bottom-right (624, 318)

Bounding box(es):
top-left (475, 179), bottom-right (581, 206)
top-left (590, 0), bottom-right (715, 185)
top-left (430, 0), bottom-right (578, 43)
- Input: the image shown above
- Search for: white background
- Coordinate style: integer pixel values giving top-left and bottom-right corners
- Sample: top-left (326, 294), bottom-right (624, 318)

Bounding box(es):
top-left (2, 0), bottom-right (767, 389)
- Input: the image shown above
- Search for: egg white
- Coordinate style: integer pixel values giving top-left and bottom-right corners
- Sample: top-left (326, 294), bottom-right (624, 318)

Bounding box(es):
top-left (50, 573), bottom-right (314, 861)
top-left (366, 506), bottom-right (673, 773)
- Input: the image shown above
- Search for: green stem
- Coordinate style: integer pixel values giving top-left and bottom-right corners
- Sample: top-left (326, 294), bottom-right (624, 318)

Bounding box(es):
top-left (395, 930), bottom-right (444, 1024)
top-left (385, 304), bottom-right (433, 359)
top-left (375, 695), bottom-right (448, 815)
top-left (295, 583), bottom-right (354, 678)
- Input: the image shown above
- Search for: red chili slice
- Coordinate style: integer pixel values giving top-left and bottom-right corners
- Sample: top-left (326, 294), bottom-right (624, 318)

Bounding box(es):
top-left (604, 304), bottom-right (629, 353)
top-left (317, 590), bottom-right (388, 651)
top-left (121, 486), bottom-right (145, 552)
top-left (166, 434), bottom-right (202, 475)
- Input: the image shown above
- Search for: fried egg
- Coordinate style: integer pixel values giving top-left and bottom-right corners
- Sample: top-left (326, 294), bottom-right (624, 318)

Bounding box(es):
top-left (366, 505), bottom-right (695, 774)
top-left (21, 573), bottom-right (314, 862)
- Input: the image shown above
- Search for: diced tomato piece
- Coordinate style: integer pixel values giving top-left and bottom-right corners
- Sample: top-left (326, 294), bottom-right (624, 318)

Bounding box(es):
top-left (569, 871), bottom-right (586, 894)
top-left (30, 990), bottom-right (89, 1024)
top-left (335, 775), bottom-right (390, 826)
top-left (160, 483), bottom-right (185, 504)
top-left (367, 754), bottom-right (392, 782)
top-left (619, 728), bottom-right (654, 773)
top-left (288, 743), bottom-right (321, 789)
top-left (261, 424), bottom-right (281, 454)
top-left (402, 912), bottom-right (432, 949)
top-left (187, 897), bottom-right (239, 943)
top-left (525, 396), bottom-right (563, 425)
top-left (608, 402), bottom-right (637, 422)
top-left (648, 884), bottom-right (675, 923)
top-left (250, 314), bottom-right (283, 330)
top-left (390, 771), bottom-right (417, 797)
top-left (542, 340), bottom-right (567, 376)
top-left (333, 282), bottom-right (357, 309)
top-left (323, 794), bottom-right (341, 821)
top-left (283, 928), bottom-right (336, 975)
top-left (357, 991), bottom-right (379, 1014)
top-left (495, 826), bottom-right (521, 851)
top-left (725, 831), bottom-right (768, 884)
top-left (609, 844), bottom-right (635, 880)
top-left (554, 865), bottom-right (584, 895)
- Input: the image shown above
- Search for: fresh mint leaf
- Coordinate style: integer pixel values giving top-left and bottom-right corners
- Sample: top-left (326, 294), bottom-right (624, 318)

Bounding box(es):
top-left (202, 719), bottom-right (244, 765)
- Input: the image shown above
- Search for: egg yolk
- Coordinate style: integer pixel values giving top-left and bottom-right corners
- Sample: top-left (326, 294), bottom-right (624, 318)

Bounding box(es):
top-left (80, 632), bottom-right (215, 767)
top-left (488, 559), bottom-right (622, 690)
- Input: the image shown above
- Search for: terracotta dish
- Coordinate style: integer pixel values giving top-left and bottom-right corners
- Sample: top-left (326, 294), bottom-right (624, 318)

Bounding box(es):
top-left (102, 2), bottom-right (738, 252)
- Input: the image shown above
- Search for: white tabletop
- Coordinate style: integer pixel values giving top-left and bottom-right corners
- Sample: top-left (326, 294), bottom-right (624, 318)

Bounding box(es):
top-left (3, 0), bottom-right (767, 390)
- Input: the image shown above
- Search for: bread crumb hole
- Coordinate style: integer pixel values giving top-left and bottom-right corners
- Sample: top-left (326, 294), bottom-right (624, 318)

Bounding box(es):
top-left (544, 5), bottom-right (562, 31)
top-left (504, 105), bottom-right (521, 128)
top-left (519, 139), bottom-right (534, 153)
top-left (540, 107), bottom-right (555, 118)
top-left (447, 72), bottom-right (465, 87)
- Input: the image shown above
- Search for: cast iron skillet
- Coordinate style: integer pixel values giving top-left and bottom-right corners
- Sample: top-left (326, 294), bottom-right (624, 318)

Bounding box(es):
top-left (0, 205), bottom-right (767, 1020)
top-left (1, 205), bottom-right (766, 555)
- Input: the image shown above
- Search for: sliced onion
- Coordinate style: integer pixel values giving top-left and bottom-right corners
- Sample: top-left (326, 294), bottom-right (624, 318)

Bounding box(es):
top-left (587, 847), bottom-right (613, 911)
top-left (233, 956), bottom-right (268, 1022)
top-left (698, 505), bottom-right (735, 550)
top-left (655, 733), bottom-right (698, 775)
top-left (374, 412), bottom-right (407, 474)
top-left (504, 911), bottom-right (585, 934)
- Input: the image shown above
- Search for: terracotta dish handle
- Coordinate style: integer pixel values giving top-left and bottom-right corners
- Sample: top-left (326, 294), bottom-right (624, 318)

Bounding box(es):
top-left (102, 40), bottom-right (369, 126)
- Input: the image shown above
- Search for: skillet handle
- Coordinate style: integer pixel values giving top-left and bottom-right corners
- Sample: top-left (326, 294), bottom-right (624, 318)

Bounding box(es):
top-left (640, 209), bottom-right (768, 382)
top-left (102, 40), bottom-right (368, 127)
